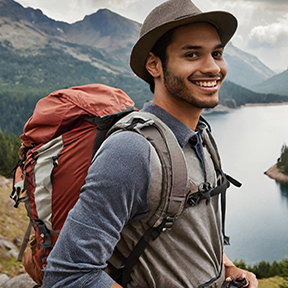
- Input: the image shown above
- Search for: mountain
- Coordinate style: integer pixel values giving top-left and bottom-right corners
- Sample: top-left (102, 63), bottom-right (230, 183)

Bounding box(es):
top-left (251, 69), bottom-right (288, 96)
top-left (0, 0), bottom-right (287, 136)
top-left (224, 43), bottom-right (276, 88)
top-left (0, 0), bottom-right (140, 73)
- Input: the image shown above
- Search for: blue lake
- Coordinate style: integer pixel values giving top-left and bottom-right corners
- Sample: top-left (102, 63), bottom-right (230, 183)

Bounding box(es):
top-left (205, 104), bottom-right (288, 265)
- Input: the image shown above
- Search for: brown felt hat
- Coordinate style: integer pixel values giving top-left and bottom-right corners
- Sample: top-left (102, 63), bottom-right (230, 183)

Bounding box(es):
top-left (130, 0), bottom-right (238, 84)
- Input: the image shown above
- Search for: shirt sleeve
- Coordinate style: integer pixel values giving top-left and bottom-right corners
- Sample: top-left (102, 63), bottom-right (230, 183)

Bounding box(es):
top-left (42, 131), bottom-right (151, 287)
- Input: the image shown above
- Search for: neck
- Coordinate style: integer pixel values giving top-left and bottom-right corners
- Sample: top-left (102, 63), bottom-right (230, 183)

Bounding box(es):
top-left (152, 88), bottom-right (202, 131)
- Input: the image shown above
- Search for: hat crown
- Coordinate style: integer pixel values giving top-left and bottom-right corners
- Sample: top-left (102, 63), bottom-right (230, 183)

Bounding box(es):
top-left (141, 0), bottom-right (202, 37)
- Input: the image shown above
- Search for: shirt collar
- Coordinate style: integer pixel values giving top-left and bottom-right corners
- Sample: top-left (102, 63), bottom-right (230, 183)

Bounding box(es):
top-left (141, 102), bottom-right (209, 148)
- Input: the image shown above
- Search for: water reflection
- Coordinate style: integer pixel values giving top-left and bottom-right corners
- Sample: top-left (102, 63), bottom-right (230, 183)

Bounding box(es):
top-left (207, 105), bottom-right (288, 264)
top-left (278, 182), bottom-right (288, 201)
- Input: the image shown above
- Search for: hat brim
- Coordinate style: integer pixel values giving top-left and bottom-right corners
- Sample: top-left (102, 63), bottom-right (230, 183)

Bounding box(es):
top-left (130, 11), bottom-right (237, 84)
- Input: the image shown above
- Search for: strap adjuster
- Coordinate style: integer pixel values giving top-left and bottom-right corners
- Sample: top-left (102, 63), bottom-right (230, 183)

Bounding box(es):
top-left (152, 216), bottom-right (175, 239)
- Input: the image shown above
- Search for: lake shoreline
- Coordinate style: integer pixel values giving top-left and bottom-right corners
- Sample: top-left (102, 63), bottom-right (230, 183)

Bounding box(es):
top-left (242, 102), bottom-right (288, 108)
top-left (264, 164), bottom-right (288, 183)
top-left (204, 102), bottom-right (288, 115)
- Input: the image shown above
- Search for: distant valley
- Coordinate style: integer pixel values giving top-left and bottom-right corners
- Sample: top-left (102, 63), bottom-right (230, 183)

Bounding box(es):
top-left (0, 0), bottom-right (288, 135)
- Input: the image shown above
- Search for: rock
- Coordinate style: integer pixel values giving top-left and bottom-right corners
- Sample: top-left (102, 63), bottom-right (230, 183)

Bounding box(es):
top-left (265, 164), bottom-right (288, 183)
top-left (13, 237), bottom-right (23, 249)
top-left (0, 274), bottom-right (9, 286)
top-left (0, 239), bottom-right (19, 259)
top-left (0, 240), bottom-right (18, 251)
top-left (0, 176), bottom-right (12, 188)
top-left (0, 273), bottom-right (37, 288)
top-left (6, 249), bottom-right (19, 259)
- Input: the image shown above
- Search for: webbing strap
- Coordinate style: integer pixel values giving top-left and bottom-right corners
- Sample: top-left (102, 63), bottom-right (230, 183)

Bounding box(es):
top-left (112, 221), bottom-right (167, 287)
top-left (187, 175), bottom-right (231, 244)
top-left (201, 128), bottom-right (222, 172)
top-left (221, 173), bottom-right (241, 245)
top-left (17, 221), bottom-right (32, 261)
top-left (201, 127), bottom-right (242, 244)
top-left (221, 180), bottom-right (230, 245)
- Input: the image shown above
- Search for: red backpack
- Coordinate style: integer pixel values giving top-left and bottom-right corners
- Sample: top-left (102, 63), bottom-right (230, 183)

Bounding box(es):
top-left (11, 84), bottom-right (135, 284)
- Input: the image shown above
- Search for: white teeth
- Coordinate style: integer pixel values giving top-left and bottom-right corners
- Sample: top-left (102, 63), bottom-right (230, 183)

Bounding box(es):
top-left (195, 81), bottom-right (217, 87)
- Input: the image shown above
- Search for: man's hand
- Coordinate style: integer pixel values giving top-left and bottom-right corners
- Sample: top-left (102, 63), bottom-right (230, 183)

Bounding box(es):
top-left (225, 265), bottom-right (258, 288)
top-left (223, 253), bottom-right (258, 288)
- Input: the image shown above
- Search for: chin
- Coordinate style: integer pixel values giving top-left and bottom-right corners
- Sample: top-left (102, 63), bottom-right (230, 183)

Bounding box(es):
top-left (196, 96), bottom-right (219, 109)
top-left (203, 100), bottom-right (219, 109)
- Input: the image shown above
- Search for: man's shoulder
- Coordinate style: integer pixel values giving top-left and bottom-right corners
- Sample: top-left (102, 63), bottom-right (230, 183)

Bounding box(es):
top-left (99, 130), bottom-right (152, 162)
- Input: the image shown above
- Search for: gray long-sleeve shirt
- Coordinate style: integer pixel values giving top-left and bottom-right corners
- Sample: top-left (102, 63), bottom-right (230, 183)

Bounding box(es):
top-left (43, 102), bottom-right (224, 288)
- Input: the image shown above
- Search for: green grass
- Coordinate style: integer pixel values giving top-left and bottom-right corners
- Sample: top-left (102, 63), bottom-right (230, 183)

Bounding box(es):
top-left (0, 176), bottom-right (29, 277)
top-left (259, 276), bottom-right (288, 288)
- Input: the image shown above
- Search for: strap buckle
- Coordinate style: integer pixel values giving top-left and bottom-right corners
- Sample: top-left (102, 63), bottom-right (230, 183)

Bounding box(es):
top-left (187, 182), bottom-right (213, 206)
top-left (198, 182), bottom-right (213, 204)
top-left (187, 193), bottom-right (201, 206)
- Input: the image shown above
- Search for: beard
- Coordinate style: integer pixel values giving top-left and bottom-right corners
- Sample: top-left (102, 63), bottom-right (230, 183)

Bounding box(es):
top-left (163, 68), bottom-right (219, 109)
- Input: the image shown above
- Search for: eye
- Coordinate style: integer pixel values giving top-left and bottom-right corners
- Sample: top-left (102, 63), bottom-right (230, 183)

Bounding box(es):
top-left (185, 52), bottom-right (197, 59)
top-left (212, 51), bottom-right (223, 58)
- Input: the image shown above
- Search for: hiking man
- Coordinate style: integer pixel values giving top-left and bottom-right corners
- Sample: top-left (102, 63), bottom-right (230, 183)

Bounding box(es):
top-left (43, 0), bottom-right (258, 287)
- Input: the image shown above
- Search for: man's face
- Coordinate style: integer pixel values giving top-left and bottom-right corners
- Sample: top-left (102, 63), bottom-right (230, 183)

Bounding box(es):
top-left (162, 22), bottom-right (227, 109)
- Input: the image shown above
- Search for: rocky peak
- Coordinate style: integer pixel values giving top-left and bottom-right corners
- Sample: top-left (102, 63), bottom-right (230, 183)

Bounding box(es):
top-left (69, 8), bottom-right (140, 44)
top-left (0, 0), bottom-right (45, 23)
top-left (79, 8), bottom-right (140, 38)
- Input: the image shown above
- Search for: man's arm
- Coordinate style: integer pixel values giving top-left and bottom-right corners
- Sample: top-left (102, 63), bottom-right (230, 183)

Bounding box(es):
top-left (42, 131), bottom-right (151, 287)
top-left (223, 253), bottom-right (258, 288)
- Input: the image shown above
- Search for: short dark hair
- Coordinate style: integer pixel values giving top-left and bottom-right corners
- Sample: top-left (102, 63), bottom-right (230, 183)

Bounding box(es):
top-left (148, 29), bottom-right (175, 93)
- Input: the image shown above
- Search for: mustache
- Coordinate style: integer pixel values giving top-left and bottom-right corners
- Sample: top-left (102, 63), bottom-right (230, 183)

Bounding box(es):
top-left (188, 73), bottom-right (223, 80)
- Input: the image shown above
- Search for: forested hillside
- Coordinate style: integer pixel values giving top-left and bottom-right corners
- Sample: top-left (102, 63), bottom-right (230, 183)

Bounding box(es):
top-left (219, 81), bottom-right (288, 108)
top-left (277, 144), bottom-right (288, 175)
top-left (0, 42), bottom-right (152, 135)
top-left (0, 132), bottom-right (20, 178)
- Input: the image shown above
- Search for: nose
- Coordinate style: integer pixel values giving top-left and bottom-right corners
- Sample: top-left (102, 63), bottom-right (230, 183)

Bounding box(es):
top-left (200, 55), bottom-right (221, 75)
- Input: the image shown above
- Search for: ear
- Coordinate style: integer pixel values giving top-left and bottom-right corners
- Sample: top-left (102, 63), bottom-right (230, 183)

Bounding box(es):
top-left (145, 52), bottom-right (162, 78)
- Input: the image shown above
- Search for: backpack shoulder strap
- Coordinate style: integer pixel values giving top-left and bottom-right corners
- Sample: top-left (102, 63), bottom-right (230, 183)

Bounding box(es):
top-left (109, 111), bottom-right (190, 227)
top-left (201, 123), bottom-right (242, 188)
top-left (199, 120), bottom-right (241, 245)
top-left (108, 111), bottom-right (189, 287)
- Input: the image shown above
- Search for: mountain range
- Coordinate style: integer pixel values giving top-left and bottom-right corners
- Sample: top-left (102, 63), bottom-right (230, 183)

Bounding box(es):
top-left (252, 68), bottom-right (288, 96)
top-left (0, 0), bottom-right (288, 135)
top-left (224, 43), bottom-right (275, 88)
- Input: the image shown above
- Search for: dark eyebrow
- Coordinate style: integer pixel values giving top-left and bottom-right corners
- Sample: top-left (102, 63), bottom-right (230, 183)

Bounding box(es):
top-left (181, 45), bottom-right (202, 50)
top-left (214, 44), bottom-right (224, 49)
top-left (181, 44), bottom-right (224, 50)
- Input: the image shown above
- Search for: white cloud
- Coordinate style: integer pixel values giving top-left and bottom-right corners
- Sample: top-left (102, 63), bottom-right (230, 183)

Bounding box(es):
top-left (248, 13), bottom-right (288, 47)
top-left (195, 0), bottom-right (258, 36)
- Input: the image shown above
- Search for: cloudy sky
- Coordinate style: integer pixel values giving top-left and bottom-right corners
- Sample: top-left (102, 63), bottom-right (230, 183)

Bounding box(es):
top-left (16, 0), bottom-right (288, 73)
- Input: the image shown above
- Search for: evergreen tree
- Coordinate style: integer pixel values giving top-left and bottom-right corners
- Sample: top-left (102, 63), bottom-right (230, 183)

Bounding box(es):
top-left (0, 132), bottom-right (21, 178)
top-left (277, 144), bottom-right (288, 175)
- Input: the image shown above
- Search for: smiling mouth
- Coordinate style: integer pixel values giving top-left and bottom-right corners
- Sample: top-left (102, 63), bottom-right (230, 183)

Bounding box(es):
top-left (194, 80), bottom-right (217, 87)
